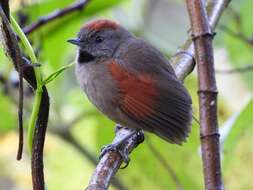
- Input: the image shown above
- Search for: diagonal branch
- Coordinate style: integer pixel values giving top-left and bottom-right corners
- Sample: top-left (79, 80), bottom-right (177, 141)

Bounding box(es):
top-left (186, 0), bottom-right (223, 189)
top-left (86, 0), bottom-right (231, 190)
top-left (146, 139), bottom-right (184, 190)
top-left (23, 0), bottom-right (91, 35)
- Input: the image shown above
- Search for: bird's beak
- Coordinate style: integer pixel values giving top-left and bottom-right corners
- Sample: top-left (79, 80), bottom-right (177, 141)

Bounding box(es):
top-left (67, 38), bottom-right (81, 46)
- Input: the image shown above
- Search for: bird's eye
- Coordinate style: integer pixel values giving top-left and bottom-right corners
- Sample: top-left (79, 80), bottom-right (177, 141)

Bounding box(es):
top-left (95, 36), bottom-right (104, 43)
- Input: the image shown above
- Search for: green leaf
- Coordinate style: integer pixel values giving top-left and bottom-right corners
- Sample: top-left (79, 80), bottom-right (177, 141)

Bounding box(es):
top-left (223, 96), bottom-right (253, 167)
top-left (43, 61), bottom-right (74, 85)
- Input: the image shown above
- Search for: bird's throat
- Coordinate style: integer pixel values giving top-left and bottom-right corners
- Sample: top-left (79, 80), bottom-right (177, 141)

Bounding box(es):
top-left (78, 50), bottom-right (95, 63)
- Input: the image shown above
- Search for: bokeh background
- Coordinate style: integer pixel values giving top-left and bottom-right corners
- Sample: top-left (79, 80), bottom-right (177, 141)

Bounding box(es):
top-left (0, 0), bottom-right (253, 189)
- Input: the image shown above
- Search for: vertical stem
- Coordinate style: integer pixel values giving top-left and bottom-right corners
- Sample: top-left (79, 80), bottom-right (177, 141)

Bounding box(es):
top-left (10, 15), bottom-right (43, 154)
top-left (186, 0), bottom-right (223, 190)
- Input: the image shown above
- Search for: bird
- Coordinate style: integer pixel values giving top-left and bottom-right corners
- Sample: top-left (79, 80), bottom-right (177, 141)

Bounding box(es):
top-left (68, 19), bottom-right (192, 148)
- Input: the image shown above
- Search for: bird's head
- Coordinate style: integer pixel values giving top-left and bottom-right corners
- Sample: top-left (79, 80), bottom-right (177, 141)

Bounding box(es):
top-left (68, 19), bottom-right (133, 63)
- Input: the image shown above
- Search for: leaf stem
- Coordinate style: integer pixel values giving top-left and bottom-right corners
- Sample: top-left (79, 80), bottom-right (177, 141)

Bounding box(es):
top-left (10, 15), bottom-right (43, 155)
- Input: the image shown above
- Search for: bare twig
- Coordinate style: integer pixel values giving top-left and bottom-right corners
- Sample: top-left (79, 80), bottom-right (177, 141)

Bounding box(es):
top-left (23, 0), bottom-right (91, 35)
top-left (87, 0), bottom-right (230, 189)
top-left (218, 7), bottom-right (253, 48)
top-left (227, 7), bottom-right (243, 30)
top-left (216, 65), bottom-right (253, 74)
top-left (146, 139), bottom-right (184, 190)
top-left (17, 64), bottom-right (24, 160)
top-left (186, 0), bottom-right (223, 190)
top-left (0, 1), bottom-right (24, 161)
top-left (219, 25), bottom-right (253, 47)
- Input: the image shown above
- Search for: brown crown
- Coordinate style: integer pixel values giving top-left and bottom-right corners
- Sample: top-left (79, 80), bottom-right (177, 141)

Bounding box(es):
top-left (82, 19), bottom-right (118, 31)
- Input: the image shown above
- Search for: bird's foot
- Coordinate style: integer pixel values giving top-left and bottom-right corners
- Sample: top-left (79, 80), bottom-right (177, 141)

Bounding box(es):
top-left (99, 129), bottom-right (144, 169)
top-left (99, 143), bottom-right (130, 168)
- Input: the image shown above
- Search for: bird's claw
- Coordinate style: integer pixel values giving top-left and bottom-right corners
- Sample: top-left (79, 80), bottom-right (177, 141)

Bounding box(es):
top-left (118, 149), bottom-right (130, 169)
top-left (99, 129), bottom-right (144, 168)
top-left (99, 144), bottom-right (118, 160)
top-left (99, 143), bottom-right (130, 169)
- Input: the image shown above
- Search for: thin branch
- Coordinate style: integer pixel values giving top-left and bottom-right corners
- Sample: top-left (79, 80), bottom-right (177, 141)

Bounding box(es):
top-left (218, 7), bottom-right (253, 48)
top-left (23, 0), bottom-right (91, 35)
top-left (227, 7), bottom-right (243, 31)
top-left (0, 2), bottom-right (24, 161)
top-left (146, 139), bottom-right (184, 190)
top-left (87, 0), bottom-right (231, 189)
top-left (186, 0), bottom-right (223, 190)
top-left (216, 65), bottom-right (253, 74)
top-left (171, 0), bottom-right (231, 80)
top-left (219, 24), bottom-right (253, 47)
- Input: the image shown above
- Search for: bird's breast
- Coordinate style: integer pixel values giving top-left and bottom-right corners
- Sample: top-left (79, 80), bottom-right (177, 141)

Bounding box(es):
top-left (75, 61), bottom-right (119, 118)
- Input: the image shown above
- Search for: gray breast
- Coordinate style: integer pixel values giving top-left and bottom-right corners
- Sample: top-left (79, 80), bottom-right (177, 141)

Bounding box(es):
top-left (75, 61), bottom-right (119, 119)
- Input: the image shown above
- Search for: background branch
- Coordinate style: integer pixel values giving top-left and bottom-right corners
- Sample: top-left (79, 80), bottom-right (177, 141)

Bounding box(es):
top-left (146, 139), bottom-right (184, 190)
top-left (219, 25), bottom-right (253, 47)
top-left (86, 0), bottom-right (231, 190)
top-left (0, 1), bottom-right (24, 161)
top-left (216, 64), bottom-right (253, 74)
top-left (23, 0), bottom-right (91, 35)
top-left (186, 0), bottom-right (223, 190)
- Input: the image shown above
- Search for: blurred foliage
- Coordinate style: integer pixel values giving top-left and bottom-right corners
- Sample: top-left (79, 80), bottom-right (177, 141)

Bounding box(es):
top-left (1, 0), bottom-right (253, 190)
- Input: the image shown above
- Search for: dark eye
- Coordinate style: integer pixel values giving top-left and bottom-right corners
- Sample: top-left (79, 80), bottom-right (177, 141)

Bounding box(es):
top-left (95, 36), bottom-right (104, 43)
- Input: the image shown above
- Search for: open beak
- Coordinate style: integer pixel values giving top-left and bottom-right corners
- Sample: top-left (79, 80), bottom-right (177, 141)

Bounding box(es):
top-left (67, 38), bottom-right (81, 46)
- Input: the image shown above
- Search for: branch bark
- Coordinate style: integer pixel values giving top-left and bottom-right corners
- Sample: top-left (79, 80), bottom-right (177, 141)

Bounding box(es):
top-left (186, 0), bottom-right (223, 189)
top-left (86, 0), bottom-right (230, 190)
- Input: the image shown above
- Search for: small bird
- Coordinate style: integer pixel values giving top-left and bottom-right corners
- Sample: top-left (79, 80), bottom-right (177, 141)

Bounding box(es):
top-left (68, 19), bottom-right (192, 145)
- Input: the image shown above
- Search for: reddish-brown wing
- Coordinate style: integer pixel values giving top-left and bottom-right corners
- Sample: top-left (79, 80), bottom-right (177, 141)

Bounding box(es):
top-left (109, 61), bottom-right (158, 118)
top-left (108, 44), bottom-right (192, 144)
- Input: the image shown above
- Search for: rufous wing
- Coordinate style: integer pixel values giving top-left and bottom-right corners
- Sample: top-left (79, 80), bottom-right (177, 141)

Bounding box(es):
top-left (108, 60), bottom-right (192, 144)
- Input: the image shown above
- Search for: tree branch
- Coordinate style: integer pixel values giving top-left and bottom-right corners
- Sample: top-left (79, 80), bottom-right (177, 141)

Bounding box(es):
top-left (186, 0), bottom-right (223, 189)
top-left (171, 0), bottom-right (231, 80)
top-left (23, 0), bottom-right (91, 35)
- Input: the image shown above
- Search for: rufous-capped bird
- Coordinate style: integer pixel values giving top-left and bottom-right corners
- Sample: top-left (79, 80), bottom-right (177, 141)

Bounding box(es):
top-left (68, 19), bottom-right (192, 146)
